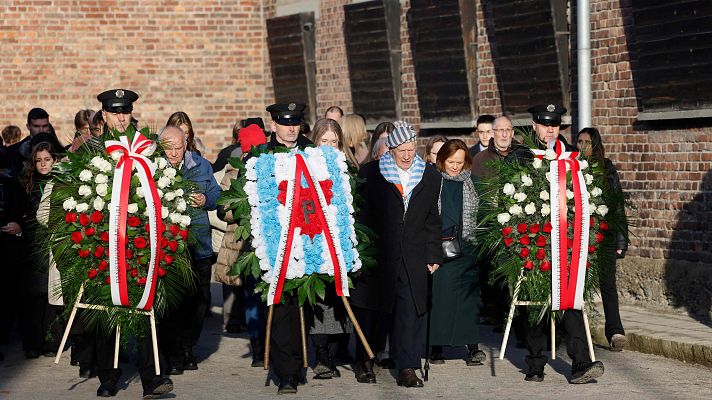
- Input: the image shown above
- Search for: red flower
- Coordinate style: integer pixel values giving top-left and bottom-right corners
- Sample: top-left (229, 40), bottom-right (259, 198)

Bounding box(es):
top-left (93, 245), bottom-right (104, 258)
top-left (164, 254), bottom-right (174, 265)
top-left (535, 235), bottom-right (547, 247)
top-left (519, 248), bottom-right (530, 258)
top-left (160, 237), bottom-right (169, 248)
top-left (85, 227), bottom-right (95, 237)
top-left (517, 223), bottom-right (528, 234)
top-left (105, 276), bottom-right (110, 284)
top-left (129, 216), bottom-right (142, 227)
top-left (71, 231), bottom-right (83, 244)
top-left (144, 223), bottom-right (150, 232)
top-left (540, 261), bottom-right (551, 272)
top-left (78, 248), bottom-right (91, 258)
top-left (90, 211), bottom-right (103, 224)
top-left (98, 260), bottom-right (108, 271)
top-left (519, 235), bottom-right (530, 245)
top-left (100, 231), bottom-right (110, 242)
top-left (179, 229), bottom-right (189, 241)
top-left (105, 247), bottom-right (110, 257)
top-left (524, 260), bottom-right (534, 270)
top-left (65, 212), bottom-right (77, 224)
top-left (543, 222), bottom-right (553, 233)
top-left (586, 261), bottom-right (591, 269)
top-left (134, 237), bottom-right (147, 249)
top-left (130, 268), bottom-right (138, 277)
top-left (501, 226), bottom-right (513, 237)
top-left (504, 237), bottom-right (514, 247)
top-left (588, 245), bottom-right (596, 254)
top-left (168, 240), bottom-right (179, 252)
top-left (535, 248), bottom-right (546, 260)
top-left (599, 221), bottom-right (609, 231)
top-left (158, 267), bottom-right (167, 278)
top-left (79, 213), bottom-right (90, 227)
top-left (137, 277), bottom-right (147, 286)
top-left (87, 269), bottom-right (98, 279)
top-left (595, 232), bottom-right (605, 244)
top-left (529, 224), bottom-right (540, 234)
top-left (169, 224), bottom-right (180, 236)
top-left (590, 216), bottom-right (595, 226)
top-left (126, 249), bottom-right (133, 259)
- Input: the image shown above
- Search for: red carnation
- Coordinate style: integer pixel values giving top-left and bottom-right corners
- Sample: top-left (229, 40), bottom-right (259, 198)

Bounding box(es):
top-left (144, 223), bottom-right (150, 232)
top-left (599, 221), bottom-right (609, 231)
top-left (130, 268), bottom-right (138, 277)
top-left (85, 227), bottom-right (95, 237)
top-left (98, 260), bottom-right (108, 271)
top-left (93, 245), bottom-right (104, 258)
top-left (79, 213), bottom-right (90, 227)
top-left (169, 224), bottom-right (180, 236)
top-left (179, 229), bottom-right (189, 241)
top-left (105, 247), bottom-right (110, 257)
top-left (168, 240), bottom-right (179, 252)
top-left (87, 269), bottom-right (98, 279)
top-left (540, 261), bottom-right (551, 271)
top-left (501, 226), bottom-right (513, 237)
top-left (160, 237), bottom-right (169, 248)
top-left (588, 245), bottom-right (596, 254)
top-left (519, 235), bottom-right (531, 245)
top-left (78, 248), bottom-right (91, 258)
top-left (504, 237), bottom-right (514, 247)
top-left (543, 222), bottom-right (553, 233)
top-left (535, 248), bottom-right (546, 260)
top-left (90, 211), bottom-right (103, 224)
top-left (128, 216), bottom-right (142, 227)
top-left (137, 277), bottom-right (147, 286)
top-left (71, 231), bottom-right (83, 244)
top-left (126, 249), bottom-right (133, 259)
top-left (535, 235), bottom-right (547, 247)
top-left (164, 254), bottom-right (174, 265)
top-left (586, 261), bottom-right (591, 269)
top-left (519, 248), bottom-right (530, 258)
top-left (65, 212), bottom-right (77, 224)
top-left (517, 223), bottom-right (528, 234)
top-left (134, 237), bottom-right (147, 249)
top-left (595, 232), bottom-right (605, 244)
top-left (529, 224), bottom-right (540, 234)
top-left (105, 276), bottom-right (110, 284)
top-left (590, 216), bottom-right (594, 226)
top-left (100, 231), bottom-right (109, 242)
top-left (524, 260), bottom-right (534, 270)
top-left (158, 267), bottom-right (167, 278)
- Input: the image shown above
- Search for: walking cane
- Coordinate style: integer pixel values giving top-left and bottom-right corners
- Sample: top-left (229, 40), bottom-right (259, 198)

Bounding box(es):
top-left (424, 272), bottom-right (433, 382)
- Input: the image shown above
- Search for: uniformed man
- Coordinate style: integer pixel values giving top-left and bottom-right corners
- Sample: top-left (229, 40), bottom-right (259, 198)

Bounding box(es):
top-left (508, 104), bottom-right (605, 384)
top-left (98, 89), bottom-right (139, 134)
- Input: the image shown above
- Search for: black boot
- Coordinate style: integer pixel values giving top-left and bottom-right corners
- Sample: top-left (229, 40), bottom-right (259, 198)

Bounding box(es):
top-left (312, 344), bottom-right (333, 379)
top-left (354, 359), bottom-right (376, 383)
top-left (142, 376), bottom-right (173, 399)
top-left (570, 360), bottom-right (604, 384)
top-left (524, 355), bottom-right (547, 382)
top-left (466, 344), bottom-right (486, 366)
top-left (183, 348), bottom-right (198, 370)
top-left (429, 345), bottom-right (444, 364)
top-left (250, 338), bottom-right (264, 368)
top-left (96, 368), bottom-right (121, 397)
top-left (328, 341), bottom-right (340, 378)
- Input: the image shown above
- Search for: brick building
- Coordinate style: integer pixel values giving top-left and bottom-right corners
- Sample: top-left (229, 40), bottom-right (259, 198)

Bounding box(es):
top-left (1, 0), bottom-right (710, 319)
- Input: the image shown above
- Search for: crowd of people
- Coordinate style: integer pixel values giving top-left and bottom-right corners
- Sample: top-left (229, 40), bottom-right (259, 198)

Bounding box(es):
top-left (0, 89), bottom-right (629, 397)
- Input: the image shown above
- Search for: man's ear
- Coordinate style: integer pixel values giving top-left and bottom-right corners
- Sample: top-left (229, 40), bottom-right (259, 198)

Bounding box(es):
top-left (270, 121), bottom-right (277, 133)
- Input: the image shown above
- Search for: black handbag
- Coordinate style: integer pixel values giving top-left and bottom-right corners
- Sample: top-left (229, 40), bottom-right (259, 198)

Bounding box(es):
top-left (441, 225), bottom-right (462, 262)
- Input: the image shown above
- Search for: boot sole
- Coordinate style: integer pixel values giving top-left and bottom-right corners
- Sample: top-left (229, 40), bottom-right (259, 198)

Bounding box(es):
top-left (570, 363), bottom-right (604, 384)
top-left (610, 335), bottom-right (626, 352)
top-left (143, 382), bottom-right (173, 399)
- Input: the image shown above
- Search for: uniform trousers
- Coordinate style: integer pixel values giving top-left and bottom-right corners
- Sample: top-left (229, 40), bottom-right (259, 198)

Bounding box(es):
top-left (270, 294), bottom-right (303, 383)
top-left (599, 250), bottom-right (625, 341)
top-left (391, 264), bottom-right (424, 370)
top-left (525, 309), bottom-right (591, 372)
top-left (93, 330), bottom-right (156, 388)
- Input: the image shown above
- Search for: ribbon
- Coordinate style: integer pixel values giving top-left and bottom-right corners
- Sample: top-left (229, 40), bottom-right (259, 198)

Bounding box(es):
top-left (532, 140), bottom-right (590, 310)
top-left (105, 133), bottom-right (163, 310)
top-left (267, 153), bottom-right (348, 305)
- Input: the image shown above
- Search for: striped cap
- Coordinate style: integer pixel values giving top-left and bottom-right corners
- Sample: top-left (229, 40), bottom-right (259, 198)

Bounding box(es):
top-left (386, 120), bottom-right (417, 148)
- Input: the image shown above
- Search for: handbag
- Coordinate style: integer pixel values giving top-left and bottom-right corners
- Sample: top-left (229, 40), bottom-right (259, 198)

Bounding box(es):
top-left (441, 225), bottom-right (462, 262)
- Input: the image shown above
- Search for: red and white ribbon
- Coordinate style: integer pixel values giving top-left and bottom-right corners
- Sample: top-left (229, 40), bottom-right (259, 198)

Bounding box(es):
top-left (105, 133), bottom-right (163, 310)
top-left (532, 140), bottom-right (590, 310)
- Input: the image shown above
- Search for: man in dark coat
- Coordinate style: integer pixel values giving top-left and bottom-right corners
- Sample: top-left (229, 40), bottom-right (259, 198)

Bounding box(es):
top-left (468, 114), bottom-right (495, 159)
top-left (352, 120), bottom-right (442, 388)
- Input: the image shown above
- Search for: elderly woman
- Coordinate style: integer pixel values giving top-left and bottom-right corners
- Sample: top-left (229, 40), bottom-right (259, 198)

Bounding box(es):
top-left (427, 139), bottom-right (485, 366)
top-left (352, 121), bottom-right (442, 387)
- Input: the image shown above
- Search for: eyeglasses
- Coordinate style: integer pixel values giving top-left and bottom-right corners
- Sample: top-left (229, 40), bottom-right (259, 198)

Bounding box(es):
top-left (494, 128), bottom-right (513, 134)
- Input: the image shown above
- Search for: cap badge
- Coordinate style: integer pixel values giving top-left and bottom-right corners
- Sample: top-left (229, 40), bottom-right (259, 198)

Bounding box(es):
top-left (288, 103), bottom-right (296, 111)
top-left (547, 104), bottom-right (555, 112)
top-left (116, 89), bottom-right (125, 98)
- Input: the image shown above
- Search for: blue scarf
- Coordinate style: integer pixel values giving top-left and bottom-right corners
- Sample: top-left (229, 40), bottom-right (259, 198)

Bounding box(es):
top-left (379, 151), bottom-right (426, 211)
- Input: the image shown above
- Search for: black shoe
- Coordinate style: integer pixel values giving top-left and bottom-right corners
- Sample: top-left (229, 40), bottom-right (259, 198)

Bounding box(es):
top-left (25, 350), bottom-right (40, 359)
top-left (524, 371), bottom-right (545, 382)
top-left (96, 383), bottom-right (118, 397)
top-left (570, 361), bottom-right (604, 384)
top-left (466, 348), bottom-right (486, 366)
top-left (183, 349), bottom-right (198, 370)
top-left (43, 350), bottom-right (57, 358)
top-left (250, 338), bottom-right (265, 367)
top-left (70, 344), bottom-right (80, 366)
top-left (142, 377), bottom-right (173, 399)
top-left (225, 325), bottom-right (241, 335)
top-left (354, 361), bottom-right (376, 384)
top-left (80, 367), bottom-right (97, 378)
top-left (397, 368), bottom-right (424, 388)
top-left (277, 378), bottom-right (298, 394)
top-left (167, 363), bottom-right (184, 375)
top-left (377, 358), bottom-right (396, 369)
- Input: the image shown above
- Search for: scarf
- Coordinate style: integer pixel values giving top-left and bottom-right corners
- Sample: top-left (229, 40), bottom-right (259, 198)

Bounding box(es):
top-left (379, 151), bottom-right (426, 211)
top-left (438, 170), bottom-right (478, 240)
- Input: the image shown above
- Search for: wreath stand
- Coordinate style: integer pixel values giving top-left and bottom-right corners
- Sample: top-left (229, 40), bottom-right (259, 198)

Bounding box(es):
top-left (54, 284), bottom-right (161, 375)
top-left (263, 296), bottom-right (374, 370)
top-left (498, 270), bottom-right (595, 362)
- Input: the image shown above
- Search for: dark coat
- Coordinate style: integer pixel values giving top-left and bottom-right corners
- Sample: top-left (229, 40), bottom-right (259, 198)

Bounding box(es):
top-left (351, 160), bottom-right (442, 315)
top-left (468, 141), bottom-right (486, 159)
top-left (602, 158), bottom-right (629, 252)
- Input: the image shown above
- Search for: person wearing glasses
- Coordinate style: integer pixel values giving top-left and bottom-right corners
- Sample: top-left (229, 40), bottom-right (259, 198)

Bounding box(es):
top-left (468, 114), bottom-right (495, 158)
top-left (471, 116), bottom-right (516, 179)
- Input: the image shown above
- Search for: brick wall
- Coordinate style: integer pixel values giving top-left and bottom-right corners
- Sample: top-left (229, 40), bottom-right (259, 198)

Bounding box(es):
top-left (314, 0), bottom-right (353, 116)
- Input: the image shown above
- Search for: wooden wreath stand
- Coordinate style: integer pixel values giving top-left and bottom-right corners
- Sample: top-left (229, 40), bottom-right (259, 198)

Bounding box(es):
top-left (498, 269), bottom-right (595, 362)
top-left (54, 284), bottom-right (161, 375)
top-left (264, 296), bottom-right (374, 370)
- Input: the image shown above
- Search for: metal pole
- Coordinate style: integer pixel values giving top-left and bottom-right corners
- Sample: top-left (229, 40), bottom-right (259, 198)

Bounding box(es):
top-left (577, 0), bottom-right (592, 130)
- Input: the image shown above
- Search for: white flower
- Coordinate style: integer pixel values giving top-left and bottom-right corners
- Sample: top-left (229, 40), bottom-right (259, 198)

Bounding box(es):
top-left (155, 158), bottom-right (167, 170)
top-left (597, 204), bottom-right (609, 217)
top-left (127, 203), bottom-right (139, 214)
top-left (176, 198), bottom-right (187, 212)
top-left (110, 151), bottom-right (122, 161)
top-left (521, 174), bottom-right (533, 187)
top-left (497, 213), bottom-right (511, 225)
top-left (514, 192), bottom-right (527, 203)
top-left (79, 170), bottom-right (93, 182)
top-left (163, 167), bottom-right (177, 179)
top-left (539, 190), bottom-right (549, 201)
top-left (95, 174), bottom-right (108, 184)
top-left (532, 158), bottom-right (543, 169)
top-left (140, 142), bottom-right (157, 157)
top-left (90, 156), bottom-right (104, 170)
top-left (164, 191), bottom-right (176, 201)
top-left (157, 176), bottom-right (171, 189)
top-left (545, 172), bottom-right (551, 182)
top-left (136, 189), bottom-right (145, 198)
top-left (524, 202), bottom-right (537, 215)
top-left (169, 212), bottom-right (182, 223)
top-left (175, 188), bottom-right (184, 197)
top-left (75, 203), bottom-right (89, 213)
top-left (541, 203), bottom-right (551, 217)
top-left (579, 159), bottom-right (589, 170)
top-left (161, 206), bottom-right (169, 218)
top-left (179, 215), bottom-right (191, 227)
top-left (589, 203), bottom-right (598, 214)
top-left (93, 197), bottom-right (105, 211)
top-left (509, 204), bottom-right (523, 216)
top-left (590, 187), bottom-right (602, 197)
top-left (63, 197), bottom-right (77, 211)
top-left (96, 183), bottom-right (108, 197)
top-left (503, 183), bottom-right (516, 196)
top-left (157, 189), bottom-right (164, 198)
top-left (544, 149), bottom-right (557, 160)
top-left (585, 174), bottom-right (594, 185)
top-left (78, 185), bottom-right (92, 197)
top-left (566, 190), bottom-right (574, 200)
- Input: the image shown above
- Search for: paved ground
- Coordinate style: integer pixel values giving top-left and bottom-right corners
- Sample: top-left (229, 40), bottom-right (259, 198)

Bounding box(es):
top-left (1, 285), bottom-right (711, 399)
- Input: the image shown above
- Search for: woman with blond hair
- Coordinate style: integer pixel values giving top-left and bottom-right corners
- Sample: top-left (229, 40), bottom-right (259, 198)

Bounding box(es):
top-left (312, 118), bottom-right (359, 166)
top-left (340, 114), bottom-right (369, 165)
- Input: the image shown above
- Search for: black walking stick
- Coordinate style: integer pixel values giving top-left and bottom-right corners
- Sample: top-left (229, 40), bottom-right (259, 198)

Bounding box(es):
top-left (424, 272), bottom-right (433, 381)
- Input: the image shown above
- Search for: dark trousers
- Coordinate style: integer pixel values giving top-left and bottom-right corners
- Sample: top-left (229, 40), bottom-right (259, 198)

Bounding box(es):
top-left (159, 256), bottom-right (212, 364)
top-left (94, 330), bottom-right (156, 388)
top-left (244, 275), bottom-right (266, 340)
top-left (391, 267), bottom-right (424, 370)
top-left (222, 283), bottom-right (244, 331)
top-left (270, 294), bottom-right (303, 382)
top-left (352, 306), bottom-right (383, 363)
top-left (525, 309), bottom-right (591, 372)
top-left (599, 256), bottom-right (625, 341)
top-left (21, 296), bottom-right (62, 353)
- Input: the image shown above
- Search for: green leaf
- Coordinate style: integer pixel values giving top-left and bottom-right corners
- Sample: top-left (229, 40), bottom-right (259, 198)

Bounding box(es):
top-left (313, 278), bottom-right (326, 300)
